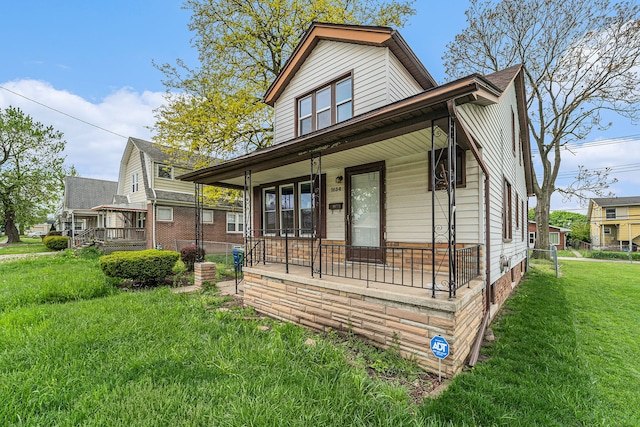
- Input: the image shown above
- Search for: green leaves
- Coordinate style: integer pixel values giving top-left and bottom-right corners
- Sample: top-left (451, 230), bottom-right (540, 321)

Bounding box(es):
top-left (152, 0), bottom-right (416, 163)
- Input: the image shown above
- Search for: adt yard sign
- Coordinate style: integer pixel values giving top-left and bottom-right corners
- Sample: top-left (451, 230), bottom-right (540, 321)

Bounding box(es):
top-left (430, 335), bottom-right (449, 359)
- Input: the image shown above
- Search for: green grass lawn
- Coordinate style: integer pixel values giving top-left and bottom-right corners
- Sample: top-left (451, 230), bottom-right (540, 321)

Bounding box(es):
top-left (0, 237), bottom-right (50, 255)
top-left (0, 255), bottom-right (637, 426)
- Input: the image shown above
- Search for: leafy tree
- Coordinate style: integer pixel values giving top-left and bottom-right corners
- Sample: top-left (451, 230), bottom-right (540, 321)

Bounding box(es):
top-left (549, 211), bottom-right (586, 228)
top-left (153, 0), bottom-right (416, 170)
top-left (569, 221), bottom-right (591, 243)
top-left (0, 106), bottom-right (68, 243)
top-left (444, 0), bottom-right (640, 253)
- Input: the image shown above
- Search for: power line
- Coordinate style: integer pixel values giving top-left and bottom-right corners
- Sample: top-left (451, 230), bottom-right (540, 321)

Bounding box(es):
top-left (0, 85), bottom-right (128, 139)
top-left (530, 133), bottom-right (640, 155)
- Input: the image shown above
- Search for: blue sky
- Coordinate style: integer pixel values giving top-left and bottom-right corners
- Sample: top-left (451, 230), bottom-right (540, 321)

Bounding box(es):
top-left (1, 1), bottom-right (638, 214)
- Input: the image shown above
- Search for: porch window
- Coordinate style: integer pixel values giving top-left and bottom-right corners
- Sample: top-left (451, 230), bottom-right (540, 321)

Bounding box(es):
top-left (263, 188), bottom-right (277, 234)
top-left (258, 176), bottom-right (324, 237)
top-left (157, 206), bottom-right (173, 221)
top-left (299, 182), bottom-right (313, 236)
top-left (429, 147), bottom-right (466, 190)
top-left (550, 232), bottom-right (560, 246)
top-left (157, 163), bottom-right (173, 179)
top-left (605, 208), bottom-right (616, 219)
top-left (603, 227), bottom-right (611, 235)
top-left (132, 173), bottom-right (139, 192)
top-left (503, 179), bottom-right (512, 241)
top-left (227, 212), bottom-right (244, 233)
top-left (280, 184), bottom-right (295, 235)
top-left (202, 210), bottom-right (214, 223)
top-left (297, 75), bottom-right (353, 136)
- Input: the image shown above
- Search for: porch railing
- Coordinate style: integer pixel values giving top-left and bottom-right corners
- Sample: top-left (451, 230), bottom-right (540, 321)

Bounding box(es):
top-left (245, 229), bottom-right (481, 296)
top-left (94, 227), bottom-right (146, 242)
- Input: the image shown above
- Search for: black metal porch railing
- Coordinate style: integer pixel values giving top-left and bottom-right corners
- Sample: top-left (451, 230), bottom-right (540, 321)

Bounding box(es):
top-left (245, 229), bottom-right (482, 296)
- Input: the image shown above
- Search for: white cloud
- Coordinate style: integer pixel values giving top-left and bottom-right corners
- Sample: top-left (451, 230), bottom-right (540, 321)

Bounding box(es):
top-left (533, 138), bottom-right (640, 213)
top-left (0, 79), bottom-right (165, 182)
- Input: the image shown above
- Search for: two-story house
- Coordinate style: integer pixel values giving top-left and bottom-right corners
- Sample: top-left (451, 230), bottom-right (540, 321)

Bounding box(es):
top-left (587, 196), bottom-right (640, 251)
top-left (180, 23), bottom-right (534, 376)
top-left (69, 137), bottom-right (243, 253)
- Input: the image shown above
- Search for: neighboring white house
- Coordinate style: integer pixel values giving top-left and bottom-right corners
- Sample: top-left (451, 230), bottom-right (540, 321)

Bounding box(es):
top-left (180, 22), bottom-right (534, 376)
top-left (63, 138), bottom-right (243, 253)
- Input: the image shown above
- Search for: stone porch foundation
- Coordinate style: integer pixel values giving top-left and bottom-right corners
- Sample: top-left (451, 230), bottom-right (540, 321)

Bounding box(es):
top-left (242, 266), bottom-right (484, 377)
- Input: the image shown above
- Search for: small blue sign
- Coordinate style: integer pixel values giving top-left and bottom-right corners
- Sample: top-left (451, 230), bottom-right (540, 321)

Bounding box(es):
top-left (430, 335), bottom-right (449, 359)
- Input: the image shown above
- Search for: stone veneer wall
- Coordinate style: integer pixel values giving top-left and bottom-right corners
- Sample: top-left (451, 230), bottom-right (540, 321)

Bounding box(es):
top-left (242, 267), bottom-right (484, 377)
top-left (194, 262), bottom-right (217, 287)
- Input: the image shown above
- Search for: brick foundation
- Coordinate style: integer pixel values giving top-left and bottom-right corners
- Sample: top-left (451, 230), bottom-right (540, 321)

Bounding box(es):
top-left (243, 267), bottom-right (484, 377)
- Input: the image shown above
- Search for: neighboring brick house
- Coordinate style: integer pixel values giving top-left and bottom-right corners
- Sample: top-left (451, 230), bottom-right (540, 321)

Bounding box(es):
top-left (181, 23), bottom-right (534, 376)
top-left (588, 196), bottom-right (640, 251)
top-left (70, 137), bottom-right (243, 252)
top-left (527, 220), bottom-right (569, 249)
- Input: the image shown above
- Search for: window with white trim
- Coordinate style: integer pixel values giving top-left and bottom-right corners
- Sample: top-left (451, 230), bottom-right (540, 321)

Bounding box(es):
top-left (202, 210), bottom-right (214, 223)
top-left (549, 232), bottom-right (560, 245)
top-left (157, 163), bottom-right (173, 179)
top-left (603, 227), bottom-right (611, 234)
top-left (156, 206), bottom-right (173, 221)
top-left (132, 173), bottom-right (139, 192)
top-left (136, 212), bottom-right (146, 228)
top-left (297, 75), bottom-right (353, 136)
top-left (605, 208), bottom-right (616, 219)
top-left (529, 232), bottom-right (536, 245)
top-left (227, 212), bottom-right (244, 233)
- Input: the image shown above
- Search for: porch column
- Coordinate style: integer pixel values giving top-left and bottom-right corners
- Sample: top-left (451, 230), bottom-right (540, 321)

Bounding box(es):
top-left (310, 152), bottom-right (322, 278)
top-left (244, 169), bottom-right (252, 267)
top-left (194, 183), bottom-right (204, 261)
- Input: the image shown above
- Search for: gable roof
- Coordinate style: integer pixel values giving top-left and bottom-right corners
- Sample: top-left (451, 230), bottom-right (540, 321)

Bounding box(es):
top-left (263, 22), bottom-right (437, 106)
top-left (180, 66), bottom-right (529, 188)
top-left (591, 196), bottom-right (640, 207)
top-left (63, 176), bottom-right (117, 210)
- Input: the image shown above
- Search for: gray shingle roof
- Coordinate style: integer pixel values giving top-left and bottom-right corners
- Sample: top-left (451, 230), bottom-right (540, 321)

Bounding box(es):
top-left (482, 65), bottom-right (522, 92)
top-left (592, 196), bottom-right (640, 207)
top-left (64, 176), bottom-right (118, 210)
top-left (129, 137), bottom-right (197, 169)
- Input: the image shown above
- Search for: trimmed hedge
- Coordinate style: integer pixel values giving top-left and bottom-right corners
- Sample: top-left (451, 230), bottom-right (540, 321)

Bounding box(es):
top-left (590, 250), bottom-right (640, 261)
top-left (99, 249), bottom-right (180, 285)
top-left (43, 235), bottom-right (69, 251)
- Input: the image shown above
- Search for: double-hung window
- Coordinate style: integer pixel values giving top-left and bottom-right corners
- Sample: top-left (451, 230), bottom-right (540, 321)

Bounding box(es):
top-left (605, 208), bottom-right (616, 219)
top-left (131, 173), bottom-right (139, 192)
top-left (297, 75), bottom-right (353, 136)
top-left (157, 163), bottom-right (173, 179)
top-left (226, 213), bottom-right (244, 233)
top-left (259, 176), bottom-right (323, 237)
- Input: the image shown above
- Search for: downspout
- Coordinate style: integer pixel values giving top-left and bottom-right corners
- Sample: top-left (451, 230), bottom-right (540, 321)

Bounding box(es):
top-left (447, 101), bottom-right (491, 367)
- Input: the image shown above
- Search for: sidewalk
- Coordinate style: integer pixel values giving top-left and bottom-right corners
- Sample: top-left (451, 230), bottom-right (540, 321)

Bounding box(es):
top-left (557, 256), bottom-right (636, 264)
top-left (0, 251), bottom-right (58, 263)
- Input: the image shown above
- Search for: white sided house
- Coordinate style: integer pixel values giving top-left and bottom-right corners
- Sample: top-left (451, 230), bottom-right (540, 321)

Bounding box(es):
top-left (180, 23), bottom-right (534, 376)
top-left (71, 137), bottom-right (243, 253)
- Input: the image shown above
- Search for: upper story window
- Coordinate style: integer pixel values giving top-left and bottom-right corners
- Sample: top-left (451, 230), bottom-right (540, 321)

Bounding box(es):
top-left (157, 163), bottom-right (173, 179)
top-left (297, 75), bottom-right (353, 136)
top-left (131, 173), bottom-right (139, 192)
top-left (605, 208), bottom-right (616, 219)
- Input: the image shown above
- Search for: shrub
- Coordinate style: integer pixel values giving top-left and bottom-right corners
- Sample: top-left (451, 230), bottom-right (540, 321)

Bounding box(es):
top-left (590, 250), bottom-right (640, 261)
top-left (179, 245), bottom-right (206, 271)
top-left (99, 249), bottom-right (180, 285)
top-left (43, 235), bottom-right (69, 251)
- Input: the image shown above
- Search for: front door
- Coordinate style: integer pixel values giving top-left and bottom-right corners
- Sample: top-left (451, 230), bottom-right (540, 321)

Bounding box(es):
top-left (346, 162), bottom-right (385, 263)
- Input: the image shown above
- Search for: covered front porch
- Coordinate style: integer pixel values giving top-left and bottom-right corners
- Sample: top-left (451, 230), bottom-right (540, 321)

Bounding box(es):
top-left (70, 204), bottom-right (148, 252)
top-left (182, 93), bottom-right (492, 375)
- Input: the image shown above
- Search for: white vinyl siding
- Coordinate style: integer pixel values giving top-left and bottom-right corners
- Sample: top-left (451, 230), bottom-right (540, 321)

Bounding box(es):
top-left (152, 163), bottom-right (196, 194)
top-left (275, 41), bottom-right (388, 144)
top-left (387, 51), bottom-right (423, 102)
top-left (385, 151), bottom-right (481, 243)
top-left (124, 147), bottom-right (146, 204)
top-left (456, 84), bottom-right (529, 285)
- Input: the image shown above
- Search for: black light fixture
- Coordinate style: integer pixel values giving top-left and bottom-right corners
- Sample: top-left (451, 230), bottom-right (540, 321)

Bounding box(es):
top-left (335, 175), bottom-right (343, 183)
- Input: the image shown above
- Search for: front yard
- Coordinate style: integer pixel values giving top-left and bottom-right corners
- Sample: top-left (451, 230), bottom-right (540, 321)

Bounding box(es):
top-left (0, 254), bottom-right (637, 426)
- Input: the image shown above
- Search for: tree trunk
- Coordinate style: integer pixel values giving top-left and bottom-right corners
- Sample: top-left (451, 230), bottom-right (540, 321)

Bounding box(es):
top-left (533, 187), bottom-right (551, 259)
top-left (4, 208), bottom-right (21, 243)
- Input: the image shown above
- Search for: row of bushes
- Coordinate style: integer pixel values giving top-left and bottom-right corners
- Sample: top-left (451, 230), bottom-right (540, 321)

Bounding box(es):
top-left (589, 250), bottom-right (640, 261)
